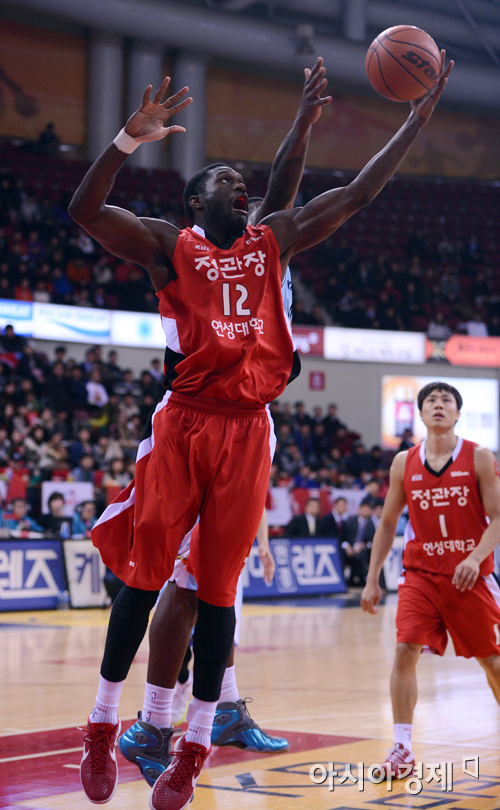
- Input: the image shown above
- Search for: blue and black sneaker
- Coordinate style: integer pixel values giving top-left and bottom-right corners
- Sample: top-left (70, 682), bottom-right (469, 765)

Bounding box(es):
top-left (211, 698), bottom-right (289, 752)
top-left (118, 712), bottom-right (174, 787)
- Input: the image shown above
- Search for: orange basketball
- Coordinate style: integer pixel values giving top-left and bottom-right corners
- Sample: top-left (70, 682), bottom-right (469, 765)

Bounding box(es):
top-left (366, 25), bottom-right (441, 102)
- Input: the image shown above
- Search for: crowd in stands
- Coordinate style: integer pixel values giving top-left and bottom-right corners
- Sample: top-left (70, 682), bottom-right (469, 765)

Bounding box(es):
top-left (0, 324), bottom-right (405, 554)
top-left (1, 142), bottom-right (500, 337)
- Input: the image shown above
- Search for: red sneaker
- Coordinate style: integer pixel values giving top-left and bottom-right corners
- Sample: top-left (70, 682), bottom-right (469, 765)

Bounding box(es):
top-left (149, 736), bottom-right (210, 810)
top-left (378, 743), bottom-right (415, 780)
top-left (80, 718), bottom-right (121, 803)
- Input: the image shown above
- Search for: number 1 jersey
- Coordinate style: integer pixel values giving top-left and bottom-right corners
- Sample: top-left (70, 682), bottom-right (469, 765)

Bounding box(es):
top-left (157, 223), bottom-right (294, 404)
top-left (402, 437), bottom-right (493, 577)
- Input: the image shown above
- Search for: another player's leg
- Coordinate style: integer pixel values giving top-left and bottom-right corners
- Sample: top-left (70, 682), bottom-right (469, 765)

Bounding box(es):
top-left (171, 646), bottom-right (193, 726)
top-left (80, 585), bottom-right (159, 803)
top-left (378, 642), bottom-right (420, 779)
top-left (476, 654), bottom-right (500, 704)
top-left (212, 577), bottom-right (289, 753)
top-left (119, 582), bottom-right (198, 786)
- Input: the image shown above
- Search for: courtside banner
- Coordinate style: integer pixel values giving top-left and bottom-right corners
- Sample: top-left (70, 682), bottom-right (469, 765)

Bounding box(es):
top-left (382, 535), bottom-right (405, 591)
top-left (241, 537), bottom-right (346, 597)
top-left (324, 327), bottom-right (425, 364)
top-left (63, 540), bottom-right (108, 608)
top-left (0, 540), bottom-right (66, 611)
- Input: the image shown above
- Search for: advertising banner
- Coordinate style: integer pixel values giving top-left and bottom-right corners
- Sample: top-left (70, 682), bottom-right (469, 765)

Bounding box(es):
top-left (382, 536), bottom-right (405, 592)
top-left (0, 299), bottom-right (33, 335)
top-left (381, 375), bottom-right (499, 451)
top-left (0, 540), bottom-right (66, 610)
top-left (291, 326), bottom-right (324, 356)
top-left (325, 327), bottom-right (425, 364)
top-left (110, 311), bottom-right (166, 348)
top-left (63, 540), bottom-right (108, 608)
top-left (241, 537), bottom-right (346, 597)
top-left (32, 303), bottom-right (111, 344)
top-left (427, 334), bottom-right (500, 368)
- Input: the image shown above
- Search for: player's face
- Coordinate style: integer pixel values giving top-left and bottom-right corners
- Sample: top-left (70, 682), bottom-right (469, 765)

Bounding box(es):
top-left (420, 390), bottom-right (460, 431)
top-left (203, 167), bottom-right (249, 231)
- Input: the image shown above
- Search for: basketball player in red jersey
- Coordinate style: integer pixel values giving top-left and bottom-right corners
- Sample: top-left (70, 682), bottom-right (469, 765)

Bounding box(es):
top-left (362, 381), bottom-right (500, 778)
top-left (69, 52), bottom-right (452, 809)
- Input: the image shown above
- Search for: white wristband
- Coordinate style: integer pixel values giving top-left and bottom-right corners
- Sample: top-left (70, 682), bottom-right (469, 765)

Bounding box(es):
top-left (113, 128), bottom-right (141, 154)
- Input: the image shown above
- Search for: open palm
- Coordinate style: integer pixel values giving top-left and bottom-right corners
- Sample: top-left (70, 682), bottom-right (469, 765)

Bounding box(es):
top-left (124, 77), bottom-right (193, 143)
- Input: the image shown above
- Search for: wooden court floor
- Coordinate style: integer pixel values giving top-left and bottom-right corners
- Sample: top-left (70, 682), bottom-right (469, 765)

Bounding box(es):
top-left (1, 594), bottom-right (500, 809)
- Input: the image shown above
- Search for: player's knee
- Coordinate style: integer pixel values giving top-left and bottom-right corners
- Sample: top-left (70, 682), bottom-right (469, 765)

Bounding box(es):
top-left (193, 599), bottom-right (235, 662)
top-left (477, 653), bottom-right (500, 674)
top-left (394, 642), bottom-right (421, 670)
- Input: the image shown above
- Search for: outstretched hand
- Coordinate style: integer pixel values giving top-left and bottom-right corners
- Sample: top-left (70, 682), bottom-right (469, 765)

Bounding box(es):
top-left (297, 57), bottom-right (332, 126)
top-left (410, 50), bottom-right (453, 126)
top-left (124, 77), bottom-right (193, 143)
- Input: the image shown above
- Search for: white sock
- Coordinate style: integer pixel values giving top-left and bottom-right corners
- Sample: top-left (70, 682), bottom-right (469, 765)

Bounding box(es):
top-left (219, 665), bottom-right (239, 703)
top-left (394, 723), bottom-right (413, 753)
top-left (89, 675), bottom-right (125, 725)
top-left (142, 682), bottom-right (174, 728)
top-left (185, 696), bottom-right (218, 750)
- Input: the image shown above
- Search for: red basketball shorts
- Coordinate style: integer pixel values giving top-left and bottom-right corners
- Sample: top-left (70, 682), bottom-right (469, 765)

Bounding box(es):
top-left (93, 391), bottom-right (275, 607)
top-left (396, 568), bottom-right (500, 658)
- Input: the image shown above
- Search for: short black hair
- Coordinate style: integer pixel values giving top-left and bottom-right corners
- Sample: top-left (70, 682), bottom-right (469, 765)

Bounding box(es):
top-left (48, 491), bottom-right (64, 504)
top-left (417, 381), bottom-right (463, 411)
top-left (183, 163), bottom-right (228, 223)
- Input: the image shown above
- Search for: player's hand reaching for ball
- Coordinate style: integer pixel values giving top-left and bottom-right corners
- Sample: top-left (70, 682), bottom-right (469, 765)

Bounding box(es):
top-left (124, 77), bottom-right (192, 143)
top-left (259, 546), bottom-right (276, 585)
top-left (297, 57), bottom-right (332, 127)
top-left (361, 578), bottom-right (382, 614)
top-left (410, 50), bottom-right (453, 126)
top-left (452, 556), bottom-right (480, 592)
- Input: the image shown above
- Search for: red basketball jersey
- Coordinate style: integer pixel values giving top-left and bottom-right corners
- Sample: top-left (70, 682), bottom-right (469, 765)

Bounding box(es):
top-left (402, 437), bottom-right (493, 576)
top-left (157, 224), bottom-right (294, 404)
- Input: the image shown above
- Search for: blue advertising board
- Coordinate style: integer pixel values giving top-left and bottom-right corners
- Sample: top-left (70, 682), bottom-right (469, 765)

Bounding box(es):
top-left (242, 537), bottom-right (346, 597)
top-left (0, 540), bottom-right (67, 611)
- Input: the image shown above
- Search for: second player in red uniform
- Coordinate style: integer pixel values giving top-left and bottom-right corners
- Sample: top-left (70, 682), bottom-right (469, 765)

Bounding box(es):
top-left (362, 381), bottom-right (500, 777)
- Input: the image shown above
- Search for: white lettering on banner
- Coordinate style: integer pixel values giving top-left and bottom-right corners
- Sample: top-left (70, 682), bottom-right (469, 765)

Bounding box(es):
top-left (33, 303), bottom-right (111, 343)
top-left (291, 544), bottom-right (341, 586)
top-left (63, 540), bottom-right (108, 608)
top-left (325, 327), bottom-right (425, 364)
top-left (0, 549), bottom-right (59, 599)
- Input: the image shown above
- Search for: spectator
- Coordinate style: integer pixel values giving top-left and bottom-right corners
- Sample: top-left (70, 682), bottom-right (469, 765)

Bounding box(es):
top-left (44, 430), bottom-right (69, 470)
top-left (69, 427), bottom-right (94, 467)
top-left (458, 311), bottom-right (489, 337)
top-left (342, 498), bottom-right (375, 586)
top-left (1, 324), bottom-right (25, 354)
top-left (71, 453), bottom-right (96, 483)
top-left (363, 478), bottom-right (381, 508)
top-left (150, 357), bottom-right (163, 381)
top-left (38, 491), bottom-right (71, 537)
top-left (319, 495), bottom-right (348, 539)
top-left (102, 458), bottom-right (130, 489)
top-left (427, 311), bottom-right (452, 341)
top-left (37, 122), bottom-right (60, 157)
top-left (86, 368), bottom-right (109, 408)
top-left (72, 500), bottom-right (97, 538)
top-left (4, 498), bottom-right (43, 534)
top-left (398, 428), bottom-right (414, 452)
top-left (286, 497), bottom-right (321, 537)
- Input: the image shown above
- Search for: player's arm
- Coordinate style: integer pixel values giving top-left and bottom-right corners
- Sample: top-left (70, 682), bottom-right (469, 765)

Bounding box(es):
top-left (256, 508), bottom-right (275, 585)
top-left (266, 53), bottom-right (453, 262)
top-left (68, 77), bottom-right (192, 290)
top-left (452, 447), bottom-right (500, 592)
top-left (361, 452), bottom-right (408, 615)
top-left (250, 58), bottom-right (331, 225)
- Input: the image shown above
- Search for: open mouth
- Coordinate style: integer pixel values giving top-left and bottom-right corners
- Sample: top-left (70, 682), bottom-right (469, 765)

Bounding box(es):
top-left (232, 195), bottom-right (248, 212)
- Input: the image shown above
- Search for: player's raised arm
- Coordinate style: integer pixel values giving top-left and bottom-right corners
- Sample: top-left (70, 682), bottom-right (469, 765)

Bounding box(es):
top-left (251, 58), bottom-right (331, 224)
top-left (266, 53), bottom-right (453, 261)
top-left (452, 447), bottom-right (500, 592)
top-left (68, 77), bottom-right (192, 290)
top-left (361, 452), bottom-right (408, 614)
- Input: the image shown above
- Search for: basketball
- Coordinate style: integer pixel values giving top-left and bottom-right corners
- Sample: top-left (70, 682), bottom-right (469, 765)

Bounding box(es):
top-left (366, 25), bottom-right (441, 102)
